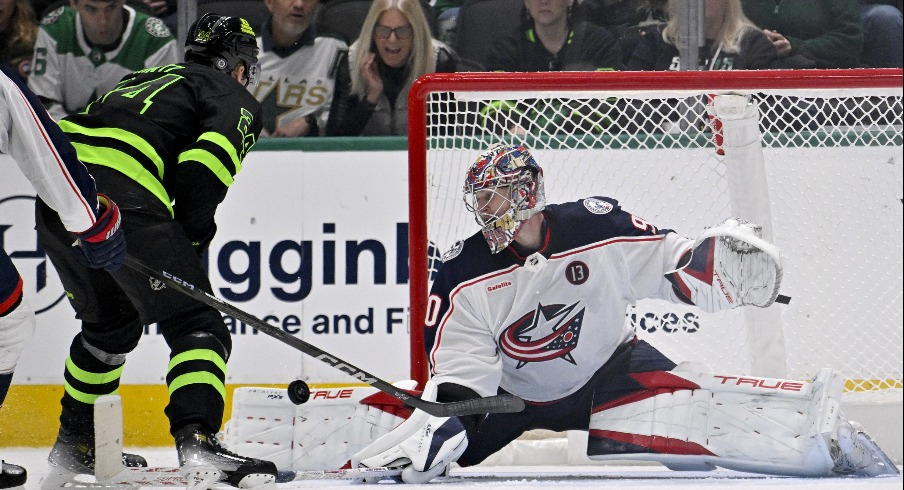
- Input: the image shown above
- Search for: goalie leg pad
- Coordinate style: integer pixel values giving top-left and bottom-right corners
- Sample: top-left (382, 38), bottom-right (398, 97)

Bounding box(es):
top-left (587, 368), bottom-right (848, 477)
top-left (666, 218), bottom-right (782, 313)
top-left (222, 383), bottom-right (416, 470)
top-left (0, 293), bottom-right (35, 374)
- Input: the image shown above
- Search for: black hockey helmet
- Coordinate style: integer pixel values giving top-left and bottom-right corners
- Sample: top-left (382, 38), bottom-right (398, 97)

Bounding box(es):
top-left (185, 12), bottom-right (259, 86)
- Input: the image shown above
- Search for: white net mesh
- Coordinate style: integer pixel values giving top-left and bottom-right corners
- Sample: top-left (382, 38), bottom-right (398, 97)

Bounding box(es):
top-left (409, 71), bottom-right (903, 400)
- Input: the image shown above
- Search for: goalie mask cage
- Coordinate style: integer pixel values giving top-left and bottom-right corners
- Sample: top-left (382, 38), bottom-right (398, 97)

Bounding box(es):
top-left (407, 70), bottom-right (903, 414)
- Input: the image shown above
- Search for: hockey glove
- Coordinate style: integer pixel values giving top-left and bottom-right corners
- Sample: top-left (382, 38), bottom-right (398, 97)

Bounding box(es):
top-left (665, 218), bottom-right (782, 313)
top-left (352, 381), bottom-right (468, 484)
top-left (73, 193), bottom-right (126, 271)
top-left (187, 223), bottom-right (216, 259)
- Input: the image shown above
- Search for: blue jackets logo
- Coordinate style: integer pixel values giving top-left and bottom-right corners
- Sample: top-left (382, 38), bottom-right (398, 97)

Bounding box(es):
top-left (499, 301), bottom-right (585, 368)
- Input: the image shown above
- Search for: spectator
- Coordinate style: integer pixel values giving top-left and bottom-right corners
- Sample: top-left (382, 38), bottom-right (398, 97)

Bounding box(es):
top-left (140, 0), bottom-right (176, 33)
top-left (29, 0), bottom-right (56, 17)
top-left (251, 0), bottom-right (349, 137)
top-left (485, 0), bottom-right (622, 71)
top-left (859, 0), bottom-right (903, 67)
top-left (0, 0), bottom-right (38, 79)
top-left (741, 0), bottom-right (863, 69)
top-left (326, 0), bottom-right (457, 136)
top-left (577, 0), bottom-right (667, 66)
top-left (27, 0), bottom-right (180, 120)
top-left (627, 0), bottom-right (815, 70)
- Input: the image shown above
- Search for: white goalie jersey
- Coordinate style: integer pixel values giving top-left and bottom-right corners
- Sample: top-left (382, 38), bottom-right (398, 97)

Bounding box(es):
top-left (425, 197), bottom-right (693, 402)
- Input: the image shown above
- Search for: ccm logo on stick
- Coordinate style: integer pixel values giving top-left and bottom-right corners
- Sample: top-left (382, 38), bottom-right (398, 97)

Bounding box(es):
top-left (162, 271), bottom-right (196, 290)
top-left (314, 354), bottom-right (379, 384)
top-left (713, 375), bottom-right (804, 391)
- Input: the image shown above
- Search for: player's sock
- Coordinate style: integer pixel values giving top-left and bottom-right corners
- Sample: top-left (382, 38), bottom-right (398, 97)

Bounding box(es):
top-left (176, 423), bottom-right (277, 488)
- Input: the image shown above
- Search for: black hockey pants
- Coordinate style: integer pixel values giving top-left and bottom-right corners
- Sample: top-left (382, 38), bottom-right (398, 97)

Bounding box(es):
top-left (36, 166), bottom-right (232, 439)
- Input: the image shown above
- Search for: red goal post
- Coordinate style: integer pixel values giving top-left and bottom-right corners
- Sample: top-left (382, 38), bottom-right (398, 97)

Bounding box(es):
top-left (407, 69), bottom-right (903, 401)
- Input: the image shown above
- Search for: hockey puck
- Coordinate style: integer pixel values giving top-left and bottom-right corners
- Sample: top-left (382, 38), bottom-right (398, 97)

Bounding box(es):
top-left (287, 380), bottom-right (310, 405)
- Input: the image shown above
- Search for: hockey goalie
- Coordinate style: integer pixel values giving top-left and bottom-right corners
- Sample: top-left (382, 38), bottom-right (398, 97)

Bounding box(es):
top-left (226, 143), bottom-right (898, 482)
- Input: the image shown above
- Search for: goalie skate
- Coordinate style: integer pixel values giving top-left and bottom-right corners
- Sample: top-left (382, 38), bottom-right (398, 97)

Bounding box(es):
top-left (832, 419), bottom-right (900, 477)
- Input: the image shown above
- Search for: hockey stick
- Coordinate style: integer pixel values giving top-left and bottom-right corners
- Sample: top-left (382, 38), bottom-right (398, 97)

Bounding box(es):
top-left (123, 255), bottom-right (525, 417)
top-left (96, 466), bottom-right (402, 486)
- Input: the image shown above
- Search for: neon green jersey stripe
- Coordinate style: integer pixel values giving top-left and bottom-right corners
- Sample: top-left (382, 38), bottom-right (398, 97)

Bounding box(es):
top-left (199, 132), bottom-right (242, 175)
top-left (69, 143), bottom-right (174, 215)
top-left (167, 372), bottom-right (226, 400)
top-left (179, 148), bottom-right (234, 186)
top-left (63, 380), bottom-right (117, 404)
top-left (59, 120), bottom-right (165, 176)
top-left (168, 349), bottom-right (227, 375)
top-left (65, 356), bottom-right (124, 385)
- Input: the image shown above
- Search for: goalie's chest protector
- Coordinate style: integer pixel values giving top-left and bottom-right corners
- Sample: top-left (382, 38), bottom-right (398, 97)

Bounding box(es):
top-left (428, 197), bottom-right (689, 402)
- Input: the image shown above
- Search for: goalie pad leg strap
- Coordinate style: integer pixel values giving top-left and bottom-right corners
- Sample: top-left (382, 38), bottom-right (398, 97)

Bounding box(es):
top-left (587, 368), bottom-right (844, 477)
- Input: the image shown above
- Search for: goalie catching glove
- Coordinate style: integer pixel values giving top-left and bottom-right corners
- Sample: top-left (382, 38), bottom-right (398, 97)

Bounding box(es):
top-left (666, 218), bottom-right (782, 313)
top-left (352, 380), bottom-right (468, 484)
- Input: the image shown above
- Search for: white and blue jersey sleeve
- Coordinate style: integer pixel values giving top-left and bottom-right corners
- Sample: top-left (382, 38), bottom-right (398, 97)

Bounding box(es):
top-left (1, 66), bottom-right (97, 234)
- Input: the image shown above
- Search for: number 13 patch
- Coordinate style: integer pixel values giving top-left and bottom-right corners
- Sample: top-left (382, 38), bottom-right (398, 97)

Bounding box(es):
top-left (566, 261), bottom-right (589, 285)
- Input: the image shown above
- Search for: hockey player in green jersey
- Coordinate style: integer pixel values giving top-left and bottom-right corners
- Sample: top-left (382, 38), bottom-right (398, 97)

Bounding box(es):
top-left (36, 12), bottom-right (278, 488)
top-left (27, 0), bottom-right (180, 120)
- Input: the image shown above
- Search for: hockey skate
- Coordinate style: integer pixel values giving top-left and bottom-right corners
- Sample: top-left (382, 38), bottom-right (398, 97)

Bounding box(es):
top-left (176, 424), bottom-right (277, 488)
top-left (0, 460), bottom-right (26, 489)
top-left (41, 427), bottom-right (147, 488)
top-left (831, 418), bottom-right (900, 477)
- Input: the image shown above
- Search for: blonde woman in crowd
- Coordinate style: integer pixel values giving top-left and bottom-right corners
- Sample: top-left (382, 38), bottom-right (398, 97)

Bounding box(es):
top-left (627, 0), bottom-right (814, 70)
top-left (326, 0), bottom-right (458, 136)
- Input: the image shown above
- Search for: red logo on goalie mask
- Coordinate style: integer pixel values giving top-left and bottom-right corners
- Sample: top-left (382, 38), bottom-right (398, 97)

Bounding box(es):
top-left (499, 302), bottom-right (585, 368)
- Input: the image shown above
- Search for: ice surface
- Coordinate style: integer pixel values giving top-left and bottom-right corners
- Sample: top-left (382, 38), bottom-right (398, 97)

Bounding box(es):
top-left (3, 447), bottom-right (901, 489)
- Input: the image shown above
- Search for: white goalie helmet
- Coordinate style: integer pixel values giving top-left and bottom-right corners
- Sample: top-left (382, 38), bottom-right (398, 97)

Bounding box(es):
top-left (463, 144), bottom-right (546, 253)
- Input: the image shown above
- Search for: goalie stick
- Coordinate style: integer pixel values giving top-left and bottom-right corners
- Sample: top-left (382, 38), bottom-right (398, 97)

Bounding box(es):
top-left (123, 255), bottom-right (525, 417)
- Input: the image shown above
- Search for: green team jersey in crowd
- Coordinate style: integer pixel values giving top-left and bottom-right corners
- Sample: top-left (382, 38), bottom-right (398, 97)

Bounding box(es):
top-left (250, 27), bottom-right (348, 136)
top-left (58, 63), bottom-right (262, 237)
top-left (28, 5), bottom-right (180, 120)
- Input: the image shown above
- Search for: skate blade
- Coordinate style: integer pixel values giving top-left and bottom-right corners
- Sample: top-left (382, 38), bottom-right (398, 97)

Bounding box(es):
top-left (181, 463), bottom-right (223, 490)
top-left (40, 464), bottom-right (139, 489)
top-left (233, 473), bottom-right (276, 489)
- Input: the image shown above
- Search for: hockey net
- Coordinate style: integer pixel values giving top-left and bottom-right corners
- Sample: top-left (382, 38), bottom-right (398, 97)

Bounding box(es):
top-left (407, 70), bottom-right (903, 412)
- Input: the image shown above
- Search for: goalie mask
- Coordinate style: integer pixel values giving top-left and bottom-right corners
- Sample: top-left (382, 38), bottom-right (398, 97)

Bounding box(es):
top-left (185, 13), bottom-right (260, 86)
top-left (463, 144), bottom-right (546, 253)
